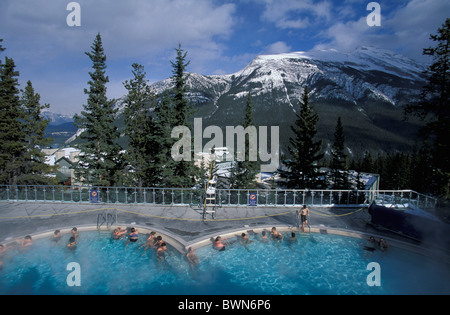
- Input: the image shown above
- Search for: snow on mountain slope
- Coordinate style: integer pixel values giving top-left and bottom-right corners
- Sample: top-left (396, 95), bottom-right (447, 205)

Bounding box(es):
top-left (222, 46), bottom-right (426, 108)
top-left (139, 46), bottom-right (426, 155)
top-left (65, 46), bottom-right (426, 155)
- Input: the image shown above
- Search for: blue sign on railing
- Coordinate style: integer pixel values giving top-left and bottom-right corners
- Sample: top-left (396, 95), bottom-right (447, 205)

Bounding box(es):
top-left (248, 193), bottom-right (257, 206)
top-left (90, 190), bottom-right (99, 203)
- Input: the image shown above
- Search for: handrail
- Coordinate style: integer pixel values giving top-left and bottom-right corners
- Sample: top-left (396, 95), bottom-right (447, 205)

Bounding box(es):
top-left (0, 185), bottom-right (437, 211)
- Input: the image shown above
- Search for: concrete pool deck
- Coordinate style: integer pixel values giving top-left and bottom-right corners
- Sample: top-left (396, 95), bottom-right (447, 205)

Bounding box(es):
top-left (0, 201), bottom-right (448, 261)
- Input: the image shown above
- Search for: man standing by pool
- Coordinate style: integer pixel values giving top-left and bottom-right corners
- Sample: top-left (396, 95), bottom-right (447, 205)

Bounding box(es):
top-left (297, 205), bottom-right (310, 232)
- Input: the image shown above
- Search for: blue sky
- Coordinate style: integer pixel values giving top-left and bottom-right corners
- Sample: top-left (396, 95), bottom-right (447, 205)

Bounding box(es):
top-left (0, 0), bottom-right (449, 114)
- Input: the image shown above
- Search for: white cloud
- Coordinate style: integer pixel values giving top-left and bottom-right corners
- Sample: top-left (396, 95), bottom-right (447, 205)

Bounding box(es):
top-left (0, 0), bottom-right (238, 113)
top-left (264, 41), bottom-right (292, 54)
top-left (313, 0), bottom-right (450, 61)
top-left (260, 0), bottom-right (332, 29)
top-left (0, 0), bottom-right (236, 59)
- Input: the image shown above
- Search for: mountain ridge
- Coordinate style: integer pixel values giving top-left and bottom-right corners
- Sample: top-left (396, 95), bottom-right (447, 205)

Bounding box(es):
top-left (77, 46), bottom-right (428, 158)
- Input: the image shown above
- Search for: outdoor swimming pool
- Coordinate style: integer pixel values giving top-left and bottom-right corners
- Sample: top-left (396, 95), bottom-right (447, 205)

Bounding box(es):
top-left (0, 230), bottom-right (449, 295)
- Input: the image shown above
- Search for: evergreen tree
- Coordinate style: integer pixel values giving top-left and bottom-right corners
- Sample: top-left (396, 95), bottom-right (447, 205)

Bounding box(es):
top-left (154, 91), bottom-right (176, 187)
top-left (123, 63), bottom-right (160, 187)
top-left (19, 81), bottom-right (53, 184)
top-left (0, 57), bottom-right (26, 185)
top-left (360, 151), bottom-right (375, 173)
top-left (231, 91), bottom-right (259, 188)
top-left (405, 18), bottom-right (450, 198)
top-left (410, 142), bottom-right (434, 193)
top-left (281, 87), bottom-right (324, 188)
top-left (330, 117), bottom-right (350, 189)
top-left (73, 33), bottom-right (123, 187)
top-left (171, 43), bottom-right (193, 128)
top-left (168, 43), bottom-right (199, 188)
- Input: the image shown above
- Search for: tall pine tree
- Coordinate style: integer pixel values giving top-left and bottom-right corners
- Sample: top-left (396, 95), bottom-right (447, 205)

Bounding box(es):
top-left (73, 33), bottom-right (123, 187)
top-left (405, 18), bottom-right (450, 198)
top-left (123, 63), bottom-right (160, 187)
top-left (0, 57), bottom-right (25, 185)
top-left (168, 43), bottom-right (199, 188)
top-left (154, 91), bottom-right (176, 187)
top-left (330, 116), bottom-right (350, 189)
top-left (281, 87), bottom-right (324, 189)
top-left (231, 91), bottom-right (259, 188)
top-left (19, 81), bottom-right (53, 184)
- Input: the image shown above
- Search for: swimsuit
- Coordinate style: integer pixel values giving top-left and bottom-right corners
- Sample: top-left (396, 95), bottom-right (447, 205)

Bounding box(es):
top-left (130, 233), bottom-right (138, 242)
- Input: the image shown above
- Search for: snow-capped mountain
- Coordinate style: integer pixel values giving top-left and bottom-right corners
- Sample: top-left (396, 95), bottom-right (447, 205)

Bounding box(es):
top-left (143, 46), bottom-right (426, 156)
top-left (42, 110), bottom-right (74, 126)
top-left (69, 46), bottom-right (426, 157)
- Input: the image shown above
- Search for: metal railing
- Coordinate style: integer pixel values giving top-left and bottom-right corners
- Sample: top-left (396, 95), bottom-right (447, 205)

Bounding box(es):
top-left (0, 185), bottom-right (438, 211)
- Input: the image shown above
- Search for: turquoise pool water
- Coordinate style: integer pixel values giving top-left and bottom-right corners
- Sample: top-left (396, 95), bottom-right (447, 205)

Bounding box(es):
top-left (0, 231), bottom-right (449, 295)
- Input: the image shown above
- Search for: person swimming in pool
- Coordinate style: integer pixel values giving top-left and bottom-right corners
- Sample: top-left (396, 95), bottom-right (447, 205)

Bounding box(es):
top-left (378, 238), bottom-right (389, 252)
top-left (136, 232), bottom-right (158, 256)
top-left (156, 242), bottom-right (172, 269)
top-left (261, 231), bottom-right (268, 243)
top-left (126, 227), bottom-right (139, 249)
top-left (70, 227), bottom-right (79, 239)
top-left (129, 228), bottom-right (138, 242)
top-left (112, 227), bottom-right (127, 240)
top-left (20, 235), bottom-right (33, 248)
top-left (364, 236), bottom-right (376, 252)
top-left (271, 227), bottom-right (284, 241)
top-left (67, 236), bottom-right (78, 251)
top-left (288, 232), bottom-right (298, 244)
top-left (186, 247), bottom-right (199, 273)
top-left (240, 233), bottom-right (254, 251)
top-left (52, 230), bottom-right (62, 243)
top-left (213, 236), bottom-right (229, 251)
top-left (286, 232), bottom-right (298, 251)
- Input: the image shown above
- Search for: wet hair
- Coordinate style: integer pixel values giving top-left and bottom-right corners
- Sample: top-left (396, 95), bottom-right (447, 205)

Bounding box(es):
top-left (54, 230), bottom-right (60, 235)
top-left (291, 232), bottom-right (296, 237)
top-left (69, 236), bottom-right (76, 243)
top-left (215, 236), bottom-right (221, 241)
top-left (25, 235), bottom-right (32, 240)
top-left (72, 227), bottom-right (77, 232)
top-left (262, 231), bottom-right (266, 236)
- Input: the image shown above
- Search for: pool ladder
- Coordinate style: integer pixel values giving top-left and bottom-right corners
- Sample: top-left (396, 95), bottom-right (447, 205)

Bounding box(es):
top-left (97, 208), bottom-right (117, 230)
top-left (203, 159), bottom-right (218, 220)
